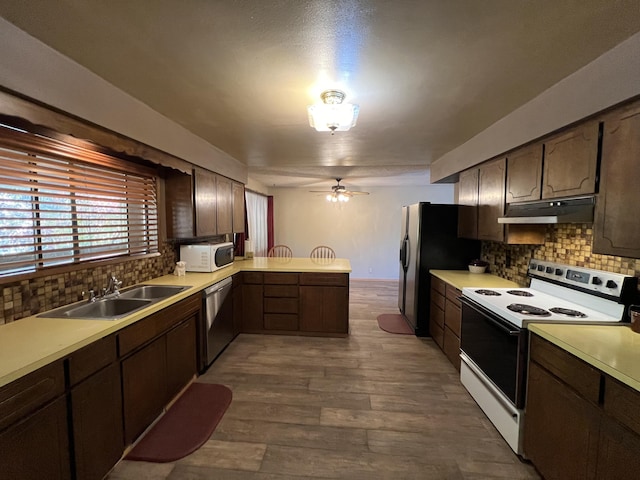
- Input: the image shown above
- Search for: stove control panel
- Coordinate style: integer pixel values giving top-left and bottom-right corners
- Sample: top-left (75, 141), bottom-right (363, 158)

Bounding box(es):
top-left (528, 260), bottom-right (636, 300)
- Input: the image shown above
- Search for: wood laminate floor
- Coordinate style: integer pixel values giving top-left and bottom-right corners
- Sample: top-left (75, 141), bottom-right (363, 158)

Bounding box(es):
top-left (109, 280), bottom-right (540, 480)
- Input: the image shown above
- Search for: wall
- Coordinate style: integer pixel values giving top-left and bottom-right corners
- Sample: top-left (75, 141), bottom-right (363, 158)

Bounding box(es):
top-left (482, 224), bottom-right (640, 287)
top-left (272, 184), bottom-right (455, 279)
top-left (431, 31), bottom-right (640, 183)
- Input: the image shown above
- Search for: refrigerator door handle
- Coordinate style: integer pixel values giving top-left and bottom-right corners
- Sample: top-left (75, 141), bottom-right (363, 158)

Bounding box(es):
top-left (403, 237), bottom-right (410, 269)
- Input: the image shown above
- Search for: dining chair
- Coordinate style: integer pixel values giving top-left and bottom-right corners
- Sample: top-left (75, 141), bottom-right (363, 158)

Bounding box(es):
top-left (267, 245), bottom-right (293, 258)
top-left (310, 245), bottom-right (335, 260)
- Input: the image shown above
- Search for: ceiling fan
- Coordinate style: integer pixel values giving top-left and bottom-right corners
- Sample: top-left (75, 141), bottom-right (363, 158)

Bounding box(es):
top-left (310, 178), bottom-right (370, 203)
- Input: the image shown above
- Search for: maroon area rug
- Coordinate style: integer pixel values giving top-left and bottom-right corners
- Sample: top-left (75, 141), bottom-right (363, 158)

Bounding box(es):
top-left (127, 383), bottom-right (232, 463)
top-left (377, 313), bottom-right (414, 335)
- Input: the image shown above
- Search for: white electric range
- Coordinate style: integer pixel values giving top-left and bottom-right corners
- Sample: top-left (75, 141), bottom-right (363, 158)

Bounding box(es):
top-left (458, 259), bottom-right (638, 456)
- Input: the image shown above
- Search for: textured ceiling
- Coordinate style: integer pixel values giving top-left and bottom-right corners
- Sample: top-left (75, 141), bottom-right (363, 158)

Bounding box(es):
top-left (1, 1), bottom-right (640, 189)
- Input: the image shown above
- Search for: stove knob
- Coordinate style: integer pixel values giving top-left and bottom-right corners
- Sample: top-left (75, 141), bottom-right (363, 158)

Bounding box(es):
top-left (545, 266), bottom-right (554, 273)
top-left (555, 268), bottom-right (564, 276)
top-left (530, 263), bottom-right (537, 270)
top-left (592, 277), bottom-right (602, 285)
top-left (537, 265), bottom-right (545, 271)
top-left (606, 280), bottom-right (618, 289)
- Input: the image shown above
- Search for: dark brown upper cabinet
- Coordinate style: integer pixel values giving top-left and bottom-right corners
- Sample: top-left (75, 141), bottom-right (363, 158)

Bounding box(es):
top-left (457, 168), bottom-right (479, 239)
top-left (165, 167), bottom-right (244, 239)
top-left (477, 157), bottom-right (506, 242)
top-left (506, 143), bottom-right (543, 203)
top-left (542, 120), bottom-right (599, 199)
top-left (216, 174), bottom-right (232, 235)
top-left (194, 167), bottom-right (218, 237)
top-left (593, 100), bottom-right (640, 258)
top-left (232, 181), bottom-right (245, 233)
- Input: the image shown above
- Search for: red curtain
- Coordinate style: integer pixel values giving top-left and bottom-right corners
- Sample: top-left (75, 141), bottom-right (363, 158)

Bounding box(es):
top-left (267, 195), bottom-right (274, 252)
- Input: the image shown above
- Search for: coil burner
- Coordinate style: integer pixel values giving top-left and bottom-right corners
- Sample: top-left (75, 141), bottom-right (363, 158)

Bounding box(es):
top-left (506, 304), bottom-right (551, 316)
top-left (548, 307), bottom-right (587, 318)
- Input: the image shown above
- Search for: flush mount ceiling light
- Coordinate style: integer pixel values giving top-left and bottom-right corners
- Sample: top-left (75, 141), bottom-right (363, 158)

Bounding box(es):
top-left (307, 90), bottom-right (359, 135)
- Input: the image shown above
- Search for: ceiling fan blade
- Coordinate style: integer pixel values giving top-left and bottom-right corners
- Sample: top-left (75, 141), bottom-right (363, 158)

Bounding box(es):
top-left (345, 191), bottom-right (370, 195)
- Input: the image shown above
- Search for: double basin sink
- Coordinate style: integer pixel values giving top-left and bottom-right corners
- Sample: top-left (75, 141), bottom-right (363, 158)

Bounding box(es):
top-left (38, 285), bottom-right (191, 320)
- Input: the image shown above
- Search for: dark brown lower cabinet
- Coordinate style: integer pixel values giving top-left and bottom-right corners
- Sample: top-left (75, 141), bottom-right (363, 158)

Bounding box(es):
top-left (597, 416), bottom-right (640, 479)
top-left (242, 284), bottom-right (264, 331)
top-left (122, 336), bottom-right (167, 444)
top-left (166, 316), bottom-right (197, 399)
top-left (71, 363), bottom-right (123, 480)
top-left (0, 396), bottom-right (70, 480)
top-left (524, 361), bottom-right (600, 480)
top-left (299, 285), bottom-right (348, 333)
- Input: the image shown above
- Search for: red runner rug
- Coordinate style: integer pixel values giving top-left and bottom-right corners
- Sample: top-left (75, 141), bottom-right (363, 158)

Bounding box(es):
top-left (127, 383), bottom-right (232, 463)
top-left (377, 313), bottom-right (414, 335)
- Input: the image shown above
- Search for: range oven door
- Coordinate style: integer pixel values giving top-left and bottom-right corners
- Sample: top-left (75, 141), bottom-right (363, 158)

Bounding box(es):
top-left (459, 297), bottom-right (527, 408)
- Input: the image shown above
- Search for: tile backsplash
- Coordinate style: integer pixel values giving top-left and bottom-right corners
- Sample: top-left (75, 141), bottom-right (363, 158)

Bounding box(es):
top-left (0, 242), bottom-right (177, 324)
top-left (482, 224), bottom-right (640, 287)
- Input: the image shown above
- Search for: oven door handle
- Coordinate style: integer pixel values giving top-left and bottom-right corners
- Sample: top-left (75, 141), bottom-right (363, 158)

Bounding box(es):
top-left (459, 297), bottom-right (521, 336)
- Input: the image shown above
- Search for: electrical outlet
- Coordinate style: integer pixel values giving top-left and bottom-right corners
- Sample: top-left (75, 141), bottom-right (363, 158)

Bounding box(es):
top-left (368, 267), bottom-right (373, 273)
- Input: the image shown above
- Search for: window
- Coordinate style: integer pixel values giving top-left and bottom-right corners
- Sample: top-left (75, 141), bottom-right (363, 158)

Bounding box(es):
top-left (0, 124), bottom-right (158, 277)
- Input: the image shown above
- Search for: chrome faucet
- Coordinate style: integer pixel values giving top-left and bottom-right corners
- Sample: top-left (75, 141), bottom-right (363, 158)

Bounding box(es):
top-left (105, 273), bottom-right (122, 297)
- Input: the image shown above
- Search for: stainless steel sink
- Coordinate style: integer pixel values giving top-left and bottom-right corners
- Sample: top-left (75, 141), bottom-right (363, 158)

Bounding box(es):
top-left (38, 284), bottom-right (191, 320)
top-left (40, 298), bottom-right (152, 320)
top-left (118, 285), bottom-right (190, 300)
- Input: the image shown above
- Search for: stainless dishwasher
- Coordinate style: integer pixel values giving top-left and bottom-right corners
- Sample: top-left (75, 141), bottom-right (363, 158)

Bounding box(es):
top-left (202, 276), bottom-right (234, 368)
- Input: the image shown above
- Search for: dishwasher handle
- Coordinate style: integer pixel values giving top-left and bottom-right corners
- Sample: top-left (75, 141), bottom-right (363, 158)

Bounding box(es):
top-left (204, 276), bottom-right (233, 296)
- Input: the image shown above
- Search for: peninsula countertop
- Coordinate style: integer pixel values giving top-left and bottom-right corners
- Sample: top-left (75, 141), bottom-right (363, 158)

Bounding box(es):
top-left (430, 270), bottom-right (520, 290)
top-left (0, 257), bottom-right (351, 387)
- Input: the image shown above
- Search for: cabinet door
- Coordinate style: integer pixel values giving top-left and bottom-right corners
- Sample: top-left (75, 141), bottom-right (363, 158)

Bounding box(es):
top-left (194, 167), bottom-right (217, 236)
top-left (300, 286), bottom-right (348, 333)
top-left (457, 168), bottom-right (478, 239)
top-left (241, 284), bottom-right (264, 331)
top-left (232, 181), bottom-right (245, 233)
top-left (593, 101), bottom-right (640, 258)
top-left (232, 274), bottom-right (243, 336)
top-left (71, 363), bottom-right (123, 480)
top-left (166, 316), bottom-right (197, 400)
top-left (597, 416), bottom-right (640, 480)
top-left (164, 170), bottom-right (194, 239)
top-left (0, 397), bottom-right (70, 480)
top-left (216, 175), bottom-right (233, 235)
top-left (477, 157), bottom-right (505, 242)
top-left (524, 361), bottom-right (600, 480)
top-left (542, 120), bottom-right (599, 199)
top-left (506, 143), bottom-right (542, 203)
top-left (121, 336), bottom-right (167, 445)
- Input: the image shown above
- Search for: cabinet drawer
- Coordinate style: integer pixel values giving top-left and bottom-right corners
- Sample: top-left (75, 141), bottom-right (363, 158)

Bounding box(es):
top-left (243, 272), bottom-right (263, 284)
top-left (264, 297), bottom-right (298, 314)
top-left (530, 334), bottom-right (601, 404)
top-left (430, 319), bottom-right (444, 349)
top-left (430, 300), bottom-right (444, 329)
top-left (444, 300), bottom-right (461, 337)
top-left (68, 335), bottom-right (117, 386)
top-left (604, 376), bottom-right (640, 437)
top-left (299, 273), bottom-right (348, 286)
top-left (445, 284), bottom-right (461, 308)
top-left (118, 294), bottom-right (201, 357)
top-left (264, 285), bottom-right (299, 298)
top-left (0, 361), bottom-right (65, 432)
top-left (431, 289), bottom-right (445, 310)
top-left (443, 326), bottom-right (461, 371)
top-left (264, 314), bottom-right (299, 331)
top-left (264, 272), bottom-right (298, 285)
top-left (431, 276), bottom-right (446, 295)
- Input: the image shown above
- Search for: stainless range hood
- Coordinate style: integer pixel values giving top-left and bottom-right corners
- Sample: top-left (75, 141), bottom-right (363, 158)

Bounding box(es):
top-left (497, 195), bottom-right (595, 224)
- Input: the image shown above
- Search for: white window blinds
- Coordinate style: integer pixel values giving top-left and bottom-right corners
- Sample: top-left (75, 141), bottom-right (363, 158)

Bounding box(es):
top-left (0, 124), bottom-right (158, 276)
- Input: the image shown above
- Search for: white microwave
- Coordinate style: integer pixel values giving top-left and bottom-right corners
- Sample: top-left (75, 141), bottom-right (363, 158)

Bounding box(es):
top-left (179, 242), bottom-right (235, 272)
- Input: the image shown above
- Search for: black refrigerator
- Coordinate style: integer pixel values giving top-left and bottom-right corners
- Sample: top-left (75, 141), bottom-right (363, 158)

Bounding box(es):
top-left (398, 203), bottom-right (480, 336)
